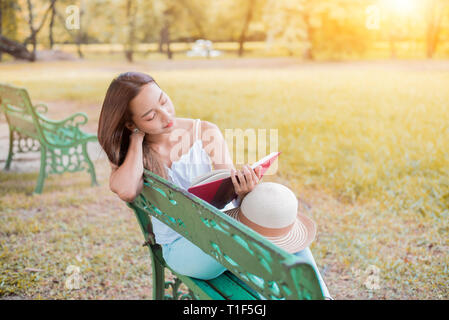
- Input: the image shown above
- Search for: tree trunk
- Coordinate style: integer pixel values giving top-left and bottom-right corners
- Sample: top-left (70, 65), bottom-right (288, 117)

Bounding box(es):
top-left (26, 0), bottom-right (37, 61)
top-left (49, 0), bottom-right (56, 49)
top-left (158, 32), bottom-right (164, 53)
top-left (76, 0), bottom-right (85, 59)
top-left (55, 7), bottom-right (84, 58)
top-left (165, 24), bottom-right (172, 60)
top-left (24, 0), bottom-right (55, 61)
top-left (238, 0), bottom-right (256, 57)
top-left (302, 11), bottom-right (315, 61)
top-left (160, 22), bottom-right (172, 59)
top-left (0, 35), bottom-right (34, 60)
top-left (125, 0), bottom-right (137, 63)
top-left (426, 0), bottom-right (444, 59)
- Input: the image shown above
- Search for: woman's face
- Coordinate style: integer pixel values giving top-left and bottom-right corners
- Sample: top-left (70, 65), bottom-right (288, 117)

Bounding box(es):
top-left (127, 82), bottom-right (176, 135)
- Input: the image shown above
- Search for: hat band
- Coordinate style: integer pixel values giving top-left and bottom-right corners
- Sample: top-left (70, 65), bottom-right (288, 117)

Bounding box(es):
top-left (239, 209), bottom-right (295, 237)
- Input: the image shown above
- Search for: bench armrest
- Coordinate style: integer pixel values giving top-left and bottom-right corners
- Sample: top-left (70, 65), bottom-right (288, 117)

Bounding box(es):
top-left (36, 112), bottom-right (95, 146)
top-left (36, 111), bottom-right (89, 129)
top-left (33, 103), bottom-right (48, 114)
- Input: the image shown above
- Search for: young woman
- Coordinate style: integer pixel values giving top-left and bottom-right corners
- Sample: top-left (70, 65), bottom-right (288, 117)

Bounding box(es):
top-left (97, 72), bottom-right (262, 279)
top-left (97, 72), bottom-right (332, 299)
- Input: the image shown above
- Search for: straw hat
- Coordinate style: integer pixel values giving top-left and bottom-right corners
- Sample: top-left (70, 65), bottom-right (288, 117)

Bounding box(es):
top-left (223, 182), bottom-right (316, 253)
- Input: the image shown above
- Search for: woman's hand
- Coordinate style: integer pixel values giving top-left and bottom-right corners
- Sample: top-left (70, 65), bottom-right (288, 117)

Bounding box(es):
top-left (231, 164), bottom-right (263, 200)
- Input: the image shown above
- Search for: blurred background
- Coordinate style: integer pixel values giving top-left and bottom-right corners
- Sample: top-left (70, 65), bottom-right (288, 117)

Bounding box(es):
top-left (1, 0), bottom-right (449, 61)
top-left (0, 0), bottom-right (448, 300)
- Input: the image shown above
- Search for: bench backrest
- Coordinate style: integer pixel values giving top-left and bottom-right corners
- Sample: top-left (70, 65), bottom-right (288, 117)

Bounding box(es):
top-left (0, 83), bottom-right (43, 140)
top-left (0, 83), bottom-right (90, 149)
top-left (129, 169), bottom-right (325, 300)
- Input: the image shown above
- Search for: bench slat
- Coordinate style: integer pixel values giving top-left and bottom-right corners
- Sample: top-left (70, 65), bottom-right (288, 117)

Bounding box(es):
top-left (206, 271), bottom-right (259, 300)
top-left (223, 271), bottom-right (262, 298)
top-left (174, 275), bottom-right (226, 300)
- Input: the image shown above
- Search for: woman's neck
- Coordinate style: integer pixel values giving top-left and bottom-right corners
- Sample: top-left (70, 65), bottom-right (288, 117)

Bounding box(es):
top-left (144, 132), bottom-right (172, 146)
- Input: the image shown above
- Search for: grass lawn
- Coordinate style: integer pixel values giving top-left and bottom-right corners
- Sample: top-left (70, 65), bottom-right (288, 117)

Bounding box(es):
top-left (0, 57), bottom-right (448, 299)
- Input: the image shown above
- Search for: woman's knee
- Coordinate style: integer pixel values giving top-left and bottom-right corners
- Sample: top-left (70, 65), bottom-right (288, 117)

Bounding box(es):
top-left (189, 264), bottom-right (226, 280)
top-left (293, 247), bottom-right (314, 263)
top-left (162, 238), bottom-right (226, 280)
top-left (167, 255), bottom-right (226, 280)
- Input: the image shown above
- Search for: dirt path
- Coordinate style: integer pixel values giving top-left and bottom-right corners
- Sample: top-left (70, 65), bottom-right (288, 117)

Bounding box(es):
top-left (4, 56), bottom-right (449, 73)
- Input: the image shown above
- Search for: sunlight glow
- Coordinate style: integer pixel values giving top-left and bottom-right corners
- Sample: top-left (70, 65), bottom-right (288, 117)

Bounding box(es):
top-left (381, 0), bottom-right (418, 15)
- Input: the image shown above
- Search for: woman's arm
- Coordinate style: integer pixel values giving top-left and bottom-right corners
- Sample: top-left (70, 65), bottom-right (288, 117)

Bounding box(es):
top-left (201, 121), bottom-right (262, 203)
top-left (201, 120), bottom-right (235, 171)
top-left (109, 132), bottom-right (145, 202)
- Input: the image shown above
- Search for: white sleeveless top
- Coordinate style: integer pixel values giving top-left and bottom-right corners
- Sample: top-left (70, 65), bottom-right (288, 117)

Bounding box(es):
top-left (151, 119), bottom-right (239, 245)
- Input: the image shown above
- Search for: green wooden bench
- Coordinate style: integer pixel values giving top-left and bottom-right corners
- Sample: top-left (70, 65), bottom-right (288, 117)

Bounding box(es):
top-left (0, 83), bottom-right (98, 194)
top-left (127, 169), bottom-right (326, 300)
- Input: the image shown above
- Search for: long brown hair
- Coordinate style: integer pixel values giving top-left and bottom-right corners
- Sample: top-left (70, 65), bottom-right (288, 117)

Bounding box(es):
top-left (98, 71), bottom-right (168, 179)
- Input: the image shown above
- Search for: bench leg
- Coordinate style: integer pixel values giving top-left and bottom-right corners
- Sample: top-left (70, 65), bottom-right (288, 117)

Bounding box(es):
top-left (34, 146), bottom-right (47, 194)
top-left (82, 142), bottom-right (98, 186)
top-left (4, 129), bottom-right (14, 170)
top-left (151, 255), bottom-right (166, 300)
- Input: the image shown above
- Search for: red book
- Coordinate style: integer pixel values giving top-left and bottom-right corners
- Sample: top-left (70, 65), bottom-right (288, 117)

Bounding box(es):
top-left (188, 152), bottom-right (281, 209)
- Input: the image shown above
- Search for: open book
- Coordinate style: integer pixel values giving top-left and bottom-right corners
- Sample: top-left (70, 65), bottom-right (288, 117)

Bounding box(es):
top-left (187, 152), bottom-right (281, 209)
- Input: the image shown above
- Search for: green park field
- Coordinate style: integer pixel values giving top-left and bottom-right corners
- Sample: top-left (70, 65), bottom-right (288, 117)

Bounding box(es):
top-left (0, 56), bottom-right (448, 299)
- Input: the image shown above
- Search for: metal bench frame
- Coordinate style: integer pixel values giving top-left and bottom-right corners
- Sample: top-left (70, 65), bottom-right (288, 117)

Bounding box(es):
top-left (0, 83), bottom-right (97, 194)
top-left (127, 169), bottom-right (325, 300)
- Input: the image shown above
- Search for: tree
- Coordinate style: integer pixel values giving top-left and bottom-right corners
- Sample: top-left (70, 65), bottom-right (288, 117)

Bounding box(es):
top-left (302, 8), bottom-right (315, 60)
top-left (124, 0), bottom-right (137, 62)
top-left (377, 0), bottom-right (415, 59)
top-left (219, 0), bottom-right (265, 57)
top-left (1, 0), bottom-right (19, 43)
top-left (238, 0), bottom-right (256, 57)
top-left (48, 0), bottom-right (56, 49)
top-left (24, 0), bottom-right (57, 60)
top-left (314, 0), bottom-right (372, 60)
top-left (0, 0), bottom-right (51, 61)
top-left (263, 0), bottom-right (373, 60)
top-left (152, 0), bottom-right (206, 59)
top-left (425, 0), bottom-right (447, 59)
top-left (263, 0), bottom-right (310, 57)
top-left (54, 0), bottom-right (86, 58)
top-left (0, 35), bottom-right (34, 60)
top-left (178, 0), bottom-right (206, 39)
top-left (159, 3), bottom-right (175, 59)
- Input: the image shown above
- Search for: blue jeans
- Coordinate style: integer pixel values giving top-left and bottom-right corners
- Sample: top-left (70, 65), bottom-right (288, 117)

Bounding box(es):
top-left (161, 236), bottom-right (332, 299)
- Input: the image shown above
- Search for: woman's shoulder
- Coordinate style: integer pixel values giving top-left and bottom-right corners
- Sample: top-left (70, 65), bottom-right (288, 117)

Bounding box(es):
top-left (198, 119), bottom-right (219, 135)
top-left (197, 120), bottom-right (233, 169)
top-left (196, 120), bottom-right (225, 152)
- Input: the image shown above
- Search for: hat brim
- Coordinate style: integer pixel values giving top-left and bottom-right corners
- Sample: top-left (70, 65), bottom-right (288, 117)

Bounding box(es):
top-left (223, 207), bottom-right (316, 254)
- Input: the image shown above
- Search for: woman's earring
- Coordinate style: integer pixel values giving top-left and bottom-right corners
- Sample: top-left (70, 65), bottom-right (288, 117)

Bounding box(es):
top-left (133, 128), bottom-right (139, 134)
